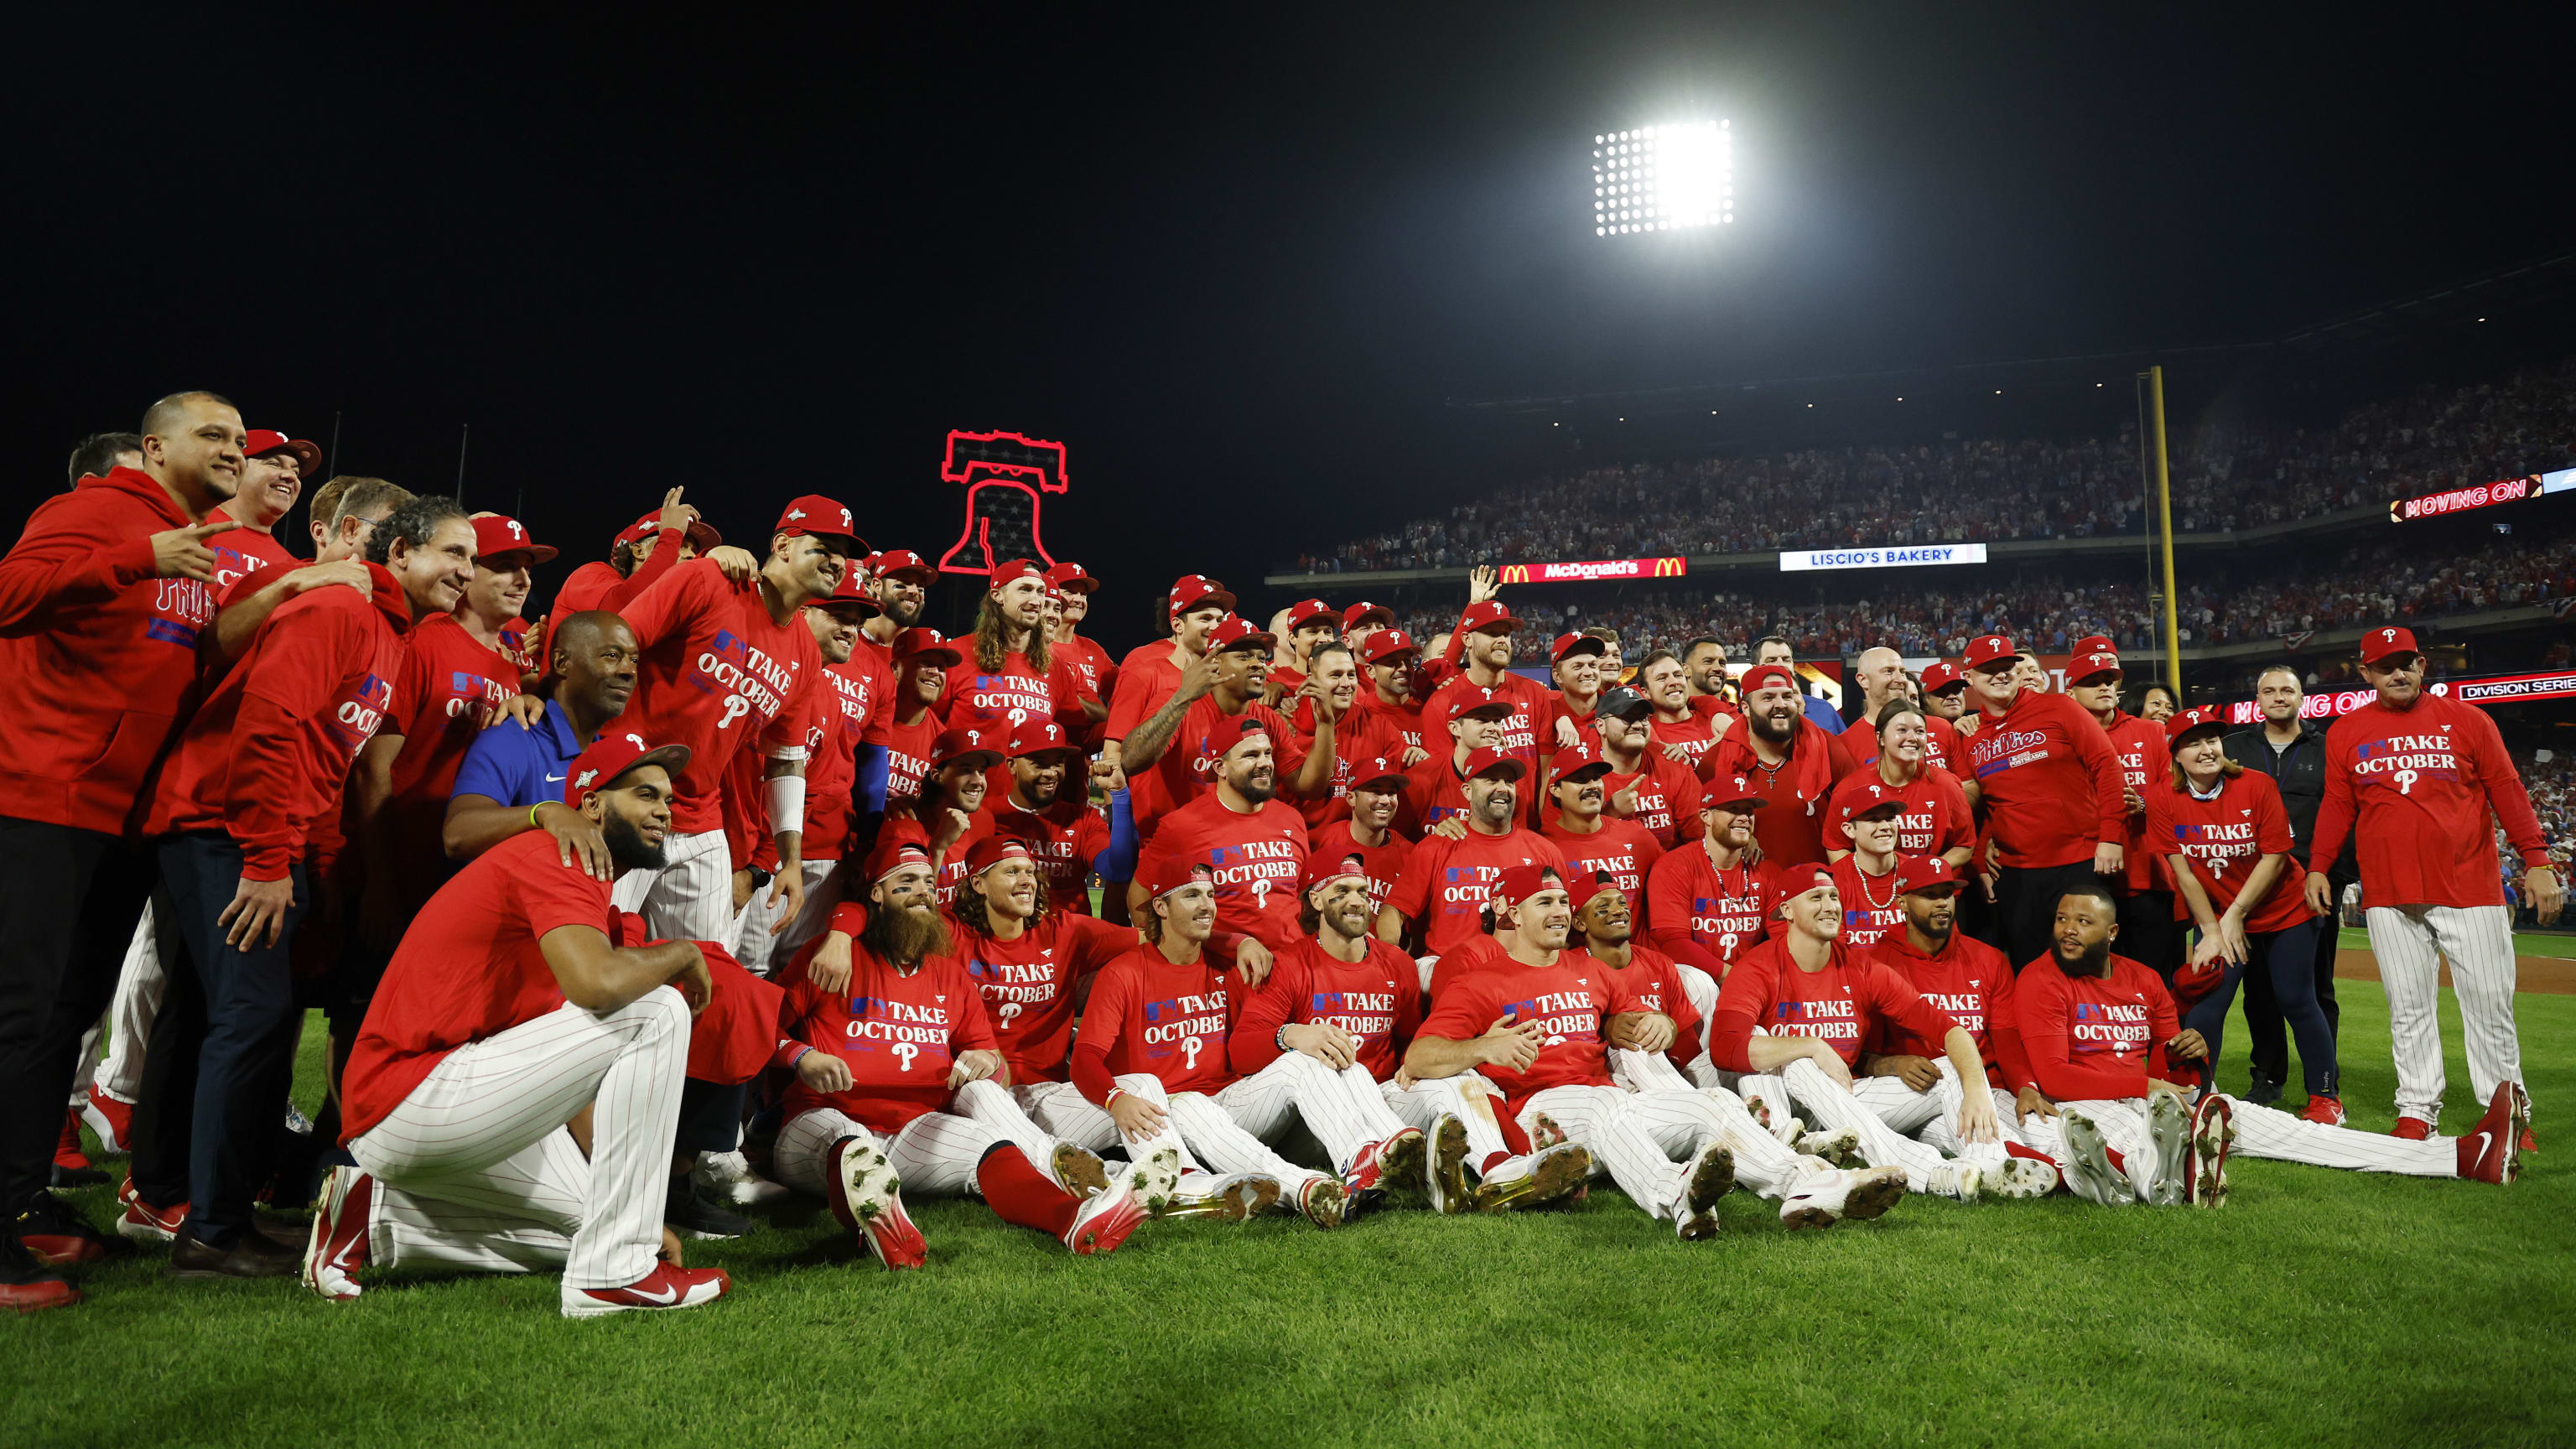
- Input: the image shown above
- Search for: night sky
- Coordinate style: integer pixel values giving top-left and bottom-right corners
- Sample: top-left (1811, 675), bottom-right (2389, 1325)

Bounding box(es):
top-left (14, 5), bottom-right (2570, 655)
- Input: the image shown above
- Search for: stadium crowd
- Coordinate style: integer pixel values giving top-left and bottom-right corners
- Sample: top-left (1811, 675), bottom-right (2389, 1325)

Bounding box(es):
top-left (1289, 359), bottom-right (2576, 573)
top-left (2, 391), bottom-right (2557, 1320)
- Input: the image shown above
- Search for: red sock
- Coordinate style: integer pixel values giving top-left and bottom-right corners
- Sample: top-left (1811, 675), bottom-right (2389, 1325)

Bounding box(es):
top-left (2002, 1140), bottom-right (2054, 1165)
top-left (977, 1146), bottom-right (1080, 1238)
top-left (2104, 1146), bottom-right (2128, 1174)
top-left (1496, 1111), bottom-right (1533, 1156)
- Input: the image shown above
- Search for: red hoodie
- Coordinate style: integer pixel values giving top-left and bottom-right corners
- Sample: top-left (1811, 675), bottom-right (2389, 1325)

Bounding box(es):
top-left (148, 564), bottom-right (415, 880)
top-left (0, 466), bottom-right (207, 835)
top-left (1699, 718), bottom-right (1855, 867)
top-left (550, 525), bottom-right (688, 615)
top-left (1963, 688), bottom-right (2127, 870)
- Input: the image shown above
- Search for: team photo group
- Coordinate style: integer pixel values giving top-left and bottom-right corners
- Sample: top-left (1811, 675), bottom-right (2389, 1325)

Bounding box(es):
top-left (2, 391), bottom-right (2558, 1318)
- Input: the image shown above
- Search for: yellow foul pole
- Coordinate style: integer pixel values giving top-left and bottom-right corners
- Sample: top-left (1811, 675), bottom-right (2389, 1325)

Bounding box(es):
top-left (2148, 364), bottom-right (2183, 699)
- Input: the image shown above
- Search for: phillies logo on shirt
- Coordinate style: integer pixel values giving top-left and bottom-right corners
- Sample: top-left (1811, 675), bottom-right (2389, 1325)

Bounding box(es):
top-left (1140, 987), bottom-right (1229, 1071)
top-left (2069, 999), bottom-right (2152, 1055)
top-left (327, 673), bottom-right (397, 755)
top-left (148, 577), bottom-right (217, 647)
top-left (690, 627), bottom-right (796, 730)
top-left (1968, 728), bottom-right (2053, 778)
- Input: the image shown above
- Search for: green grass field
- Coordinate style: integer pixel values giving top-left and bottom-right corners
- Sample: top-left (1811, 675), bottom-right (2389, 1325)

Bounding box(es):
top-left (7, 978), bottom-right (2569, 1449)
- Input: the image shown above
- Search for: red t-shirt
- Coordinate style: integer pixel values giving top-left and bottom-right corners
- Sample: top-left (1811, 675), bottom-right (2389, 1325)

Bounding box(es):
top-left (1649, 711), bottom-right (1722, 773)
top-left (2146, 769), bottom-right (2304, 934)
top-left (988, 795), bottom-right (1111, 917)
top-left (950, 911), bottom-right (1135, 1083)
top-left (1822, 765), bottom-right (1976, 860)
top-left (342, 831), bottom-right (613, 1140)
top-left (2097, 710), bottom-right (2167, 891)
top-left (1584, 940), bottom-right (1704, 1073)
top-left (614, 560), bottom-right (823, 836)
top-left (1399, 753), bottom-right (1474, 834)
top-left (943, 648), bottom-right (1083, 732)
top-left (864, 706), bottom-right (940, 814)
top-left (1864, 928), bottom-right (2027, 1092)
top-left (1354, 692), bottom-right (1426, 758)
top-left (1540, 813), bottom-right (1665, 920)
top-left (1827, 854), bottom-right (1905, 952)
top-left (1838, 712), bottom-right (1965, 782)
top-left (1073, 947), bottom-right (1237, 1099)
top-left (1387, 827), bottom-right (1567, 958)
top-left (2309, 693), bottom-right (2549, 910)
top-left (1291, 706), bottom-right (1403, 833)
top-left (778, 949), bottom-right (997, 1131)
top-left (1304, 820), bottom-right (1413, 918)
top-left (203, 508), bottom-right (298, 595)
top-left (552, 529), bottom-right (687, 616)
top-left (1052, 634), bottom-right (1115, 740)
top-left (382, 613), bottom-right (522, 885)
top-left (1605, 752), bottom-right (1706, 849)
top-left (1416, 955), bottom-right (1642, 1111)
top-left (1130, 790), bottom-right (1309, 958)
top-left (1425, 933), bottom-right (1510, 1005)
top-left (1228, 935), bottom-right (1423, 1081)
top-left (1964, 688), bottom-right (2127, 870)
top-left (1642, 841), bottom-right (1770, 977)
top-left (1420, 669), bottom-right (1552, 782)
top-left (1134, 695), bottom-right (1310, 832)
top-left (1104, 641), bottom-right (1187, 742)
top-left (2011, 954), bottom-right (2179, 1101)
top-left (1707, 936), bottom-right (1958, 1073)
top-left (1700, 724), bottom-right (1855, 868)
top-left (802, 660), bottom-right (879, 861)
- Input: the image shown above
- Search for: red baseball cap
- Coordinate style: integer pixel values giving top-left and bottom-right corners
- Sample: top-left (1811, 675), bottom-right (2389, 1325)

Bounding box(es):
top-left (963, 837), bottom-right (1035, 880)
top-left (2359, 626), bottom-right (2419, 664)
top-left (989, 558), bottom-right (1045, 589)
top-left (812, 562), bottom-right (879, 614)
top-left (2070, 650), bottom-right (2123, 683)
top-left (1963, 634), bottom-right (2017, 671)
top-left (1285, 598), bottom-right (1338, 633)
top-left (1895, 854), bottom-right (1962, 896)
top-left (1461, 745), bottom-right (1524, 782)
top-left (470, 515), bottom-right (558, 566)
top-left (1142, 855), bottom-right (1215, 901)
top-left (1042, 560), bottom-right (1096, 595)
top-left (1168, 574), bottom-right (1236, 616)
top-left (1738, 663), bottom-right (1798, 697)
top-left (873, 549), bottom-right (937, 584)
top-left (932, 724), bottom-right (1010, 770)
top-left (1205, 614), bottom-right (1277, 653)
top-left (1010, 718), bottom-right (1079, 758)
top-left (2165, 705), bottom-right (2229, 750)
top-left (1491, 863), bottom-right (1567, 915)
top-left (243, 428), bottom-right (322, 476)
top-left (1549, 738), bottom-right (1612, 786)
top-left (1361, 628), bottom-right (1421, 664)
top-left (1834, 784), bottom-right (1907, 825)
top-left (616, 509), bottom-right (722, 551)
top-left (1301, 852), bottom-right (1374, 891)
top-left (1342, 600), bottom-right (1394, 630)
top-left (1705, 772), bottom-right (1769, 811)
top-left (2172, 953), bottom-right (2225, 1005)
top-left (1347, 756), bottom-right (1409, 792)
top-left (865, 839), bottom-right (934, 886)
top-left (2072, 635), bottom-right (2116, 656)
top-left (774, 496), bottom-right (865, 556)
top-left (892, 626), bottom-right (963, 666)
top-left (1919, 660), bottom-right (1965, 694)
top-left (1445, 692), bottom-right (1515, 724)
top-left (1551, 632), bottom-right (1608, 665)
top-left (563, 731), bottom-right (692, 808)
top-left (1766, 863), bottom-right (1836, 919)
top-left (1456, 600), bottom-right (1521, 635)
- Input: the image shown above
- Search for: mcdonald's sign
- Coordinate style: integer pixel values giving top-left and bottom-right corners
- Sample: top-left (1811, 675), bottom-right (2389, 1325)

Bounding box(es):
top-left (1496, 556), bottom-right (1689, 584)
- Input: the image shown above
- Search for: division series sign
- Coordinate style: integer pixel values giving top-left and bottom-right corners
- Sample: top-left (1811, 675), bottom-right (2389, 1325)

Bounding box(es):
top-left (2220, 669), bottom-right (2576, 725)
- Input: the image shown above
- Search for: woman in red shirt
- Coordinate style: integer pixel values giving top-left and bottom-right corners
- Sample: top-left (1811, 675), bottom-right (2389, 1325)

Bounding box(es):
top-left (2147, 709), bottom-right (2339, 1123)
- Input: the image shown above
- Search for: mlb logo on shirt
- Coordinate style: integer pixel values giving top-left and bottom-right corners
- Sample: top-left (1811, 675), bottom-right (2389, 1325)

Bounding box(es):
top-left (1143, 999), bottom-right (1171, 1024)
top-left (2073, 1003), bottom-right (2100, 1022)
top-left (449, 670), bottom-right (484, 694)
top-left (712, 629), bottom-right (750, 664)
top-left (1210, 844), bottom-right (1244, 865)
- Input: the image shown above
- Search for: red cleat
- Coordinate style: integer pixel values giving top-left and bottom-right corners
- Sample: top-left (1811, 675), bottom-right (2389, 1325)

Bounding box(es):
top-left (2298, 1096), bottom-right (2345, 1127)
top-left (51, 1112), bottom-right (106, 1189)
top-left (830, 1136), bottom-right (925, 1270)
top-left (561, 1262), bottom-right (731, 1318)
top-left (116, 1176), bottom-right (186, 1244)
top-left (2391, 1116), bottom-right (2434, 1141)
top-left (80, 1087), bottom-right (133, 1156)
top-left (2457, 1084), bottom-right (2522, 1186)
top-left (300, 1166), bottom-right (374, 1301)
top-left (2513, 1084), bottom-right (2535, 1154)
top-left (3, 1234), bottom-right (79, 1314)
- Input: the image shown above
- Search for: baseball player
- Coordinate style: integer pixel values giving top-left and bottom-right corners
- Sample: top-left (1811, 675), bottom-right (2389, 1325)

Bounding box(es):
top-left (1307, 756), bottom-right (1415, 917)
top-left (1117, 614), bottom-right (1334, 833)
top-left (1826, 797), bottom-right (1908, 951)
top-left (1642, 772), bottom-right (1773, 978)
top-left (941, 558), bottom-right (1101, 737)
top-left (766, 842), bottom-right (1148, 1269)
top-left (1400, 693), bottom-right (1517, 830)
top-left (855, 627), bottom-right (964, 828)
top-left (1417, 600), bottom-right (1552, 793)
top-left (875, 726), bottom-right (1007, 906)
top-left (1710, 864), bottom-right (2008, 1202)
top-left (1841, 647), bottom-right (1964, 779)
top-left (1403, 865), bottom-right (1741, 1240)
top-left (763, 565), bottom-right (882, 959)
top-left (1041, 563), bottom-right (1112, 744)
top-left (1539, 740), bottom-right (1665, 917)
top-left (1637, 651), bottom-right (1726, 772)
top-left (1594, 685), bottom-right (1704, 849)
top-left (1100, 574), bottom-right (1236, 802)
top-left (1917, 660), bottom-right (1971, 734)
top-left (2069, 648), bottom-right (2179, 984)
top-left (1543, 631), bottom-right (1612, 745)
top-left (1077, 860), bottom-right (1344, 1228)
top-left (303, 735), bottom-right (729, 1316)
top-left (1285, 641), bottom-right (1406, 834)
top-left (1824, 700), bottom-right (1975, 870)
top-left (1279, 598), bottom-right (1343, 675)
top-left (986, 718), bottom-right (1119, 917)
top-left (609, 496), bottom-right (860, 942)
top-left (2306, 626), bottom-right (2560, 1144)
top-left (550, 487), bottom-right (724, 615)
top-left (2018, 881), bottom-right (2525, 1205)
top-left (1353, 626), bottom-right (1431, 761)
top-left (1700, 664), bottom-right (1856, 868)
top-left (1379, 749), bottom-right (1568, 958)
top-left (1956, 633), bottom-right (2127, 969)
top-left (1128, 719), bottom-right (1309, 972)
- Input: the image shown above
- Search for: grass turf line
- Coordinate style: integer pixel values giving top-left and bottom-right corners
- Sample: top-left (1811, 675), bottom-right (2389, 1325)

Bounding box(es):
top-left (4, 981), bottom-right (2568, 1449)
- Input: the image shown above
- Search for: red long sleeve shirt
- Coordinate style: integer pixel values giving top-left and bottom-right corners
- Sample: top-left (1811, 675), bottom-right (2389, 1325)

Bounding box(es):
top-left (0, 466), bottom-right (206, 835)
top-left (776, 949), bottom-right (996, 1133)
top-left (1862, 928), bottom-right (2030, 1093)
top-left (613, 559), bottom-right (822, 836)
top-left (1964, 688), bottom-right (2127, 870)
top-left (1072, 946), bottom-right (1236, 1102)
top-left (1385, 826), bottom-right (1566, 958)
top-left (1642, 840), bottom-right (1771, 976)
top-left (550, 527), bottom-right (685, 615)
top-left (950, 910), bottom-right (1135, 1083)
top-left (2309, 693), bottom-right (2548, 910)
top-left (801, 660), bottom-right (878, 863)
top-left (2010, 953), bottom-right (2177, 1101)
top-left (1584, 940), bottom-right (1703, 1075)
top-left (1707, 935), bottom-right (1959, 1074)
top-left (1227, 935), bottom-right (1422, 1080)
top-left (148, 567), bottom-right (413, 880)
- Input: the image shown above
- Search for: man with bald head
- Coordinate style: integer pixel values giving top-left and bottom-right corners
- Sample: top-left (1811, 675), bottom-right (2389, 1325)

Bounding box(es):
top-left (1841, 647), bottom-right (1964, 784)
top-left (3, 392), bottom-right (247, 1309)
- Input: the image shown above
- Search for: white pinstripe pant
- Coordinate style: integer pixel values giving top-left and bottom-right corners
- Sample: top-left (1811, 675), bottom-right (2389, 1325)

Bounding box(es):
top-left (1208, 1052), bottom-right (1409, 1175)
top-left (1384, 1072), bottom-right (1515, 1166)
top-left (2366, 904), bottom-right (2524, 1125)
top-left (766, 859), bottom-right (844, 963)
top-left (82, 896), bottom-right (175, 1105)
top-left (946, 1078), bottom-right (1086, 1175)
top-left (1914, 1068), bottom-right (2064, 1167)
top-left (773, 1106), bottom-right (1006, 1198)
top-left (2223, 1093), bottom-right (2461, 1176)
top-left (1775, 1059), bottom-right (1963, 1192)
top-left (348, 989), bottom-right (688, 1290)
top-left (1094, 1072), bottom-right (1335, 1197)
top-left (608, 828), bottom-right (735, 946)
top-left (1610, 1048), bottom-right (1825, 1199)
top-left (1517, 1083), bottom-right (1706, 1220)
top-left (1016, 1081), bottom-right (1121, 1155)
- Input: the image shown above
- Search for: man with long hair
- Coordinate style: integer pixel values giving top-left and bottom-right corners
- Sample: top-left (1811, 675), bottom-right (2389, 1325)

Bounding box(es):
top-left (942, 558), bottom-right (1098, 734)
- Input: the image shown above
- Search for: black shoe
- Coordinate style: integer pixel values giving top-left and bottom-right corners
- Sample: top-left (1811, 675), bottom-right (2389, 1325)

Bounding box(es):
top-left (168, 1225), bottom-right (302, 1279)
top-left (2, 1232), bottom-right (80, 1312)
top-left (2244, 1072), bottom-right (2283, 1109)
top-left (666, 1179), bottom-right (751, 1240)
top-left (16, 1196), bottom-right (116, 1268)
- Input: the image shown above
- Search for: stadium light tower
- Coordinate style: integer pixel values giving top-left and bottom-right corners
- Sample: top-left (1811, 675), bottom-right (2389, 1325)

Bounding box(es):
top-left (1593, 120), bottom-right (1732, 236)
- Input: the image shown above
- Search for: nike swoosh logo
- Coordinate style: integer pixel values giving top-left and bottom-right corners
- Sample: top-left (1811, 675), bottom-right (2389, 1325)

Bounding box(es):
top-left (630, 1284), bottom-right (678, 1305)
top-left (2468, 1130), bottom-right (2491, 1162)
top-left (545, 774), bottom-right (566, 782)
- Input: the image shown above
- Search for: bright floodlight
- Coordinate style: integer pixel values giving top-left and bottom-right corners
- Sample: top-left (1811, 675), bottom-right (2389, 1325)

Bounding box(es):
top-left (1592, 119), bottom-right (1732, 237)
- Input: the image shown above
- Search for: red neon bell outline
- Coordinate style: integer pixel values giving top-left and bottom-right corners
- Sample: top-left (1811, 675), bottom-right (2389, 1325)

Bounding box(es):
top-left (937, 428), bottom-right (1069, 576)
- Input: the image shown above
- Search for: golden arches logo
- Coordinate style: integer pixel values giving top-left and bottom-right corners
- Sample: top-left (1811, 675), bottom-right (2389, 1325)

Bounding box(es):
top-left (1651, 556), bottom-right (1686, 578)
top-left (1499, 564), bottom-right (1531, 584)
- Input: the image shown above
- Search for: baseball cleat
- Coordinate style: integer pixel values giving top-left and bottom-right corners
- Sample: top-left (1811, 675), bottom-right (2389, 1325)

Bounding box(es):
top-left (1161, 1173), bottom-right (1280, 1222)
top-left (1372, 1127), bottom-right (1427, 1203)
top-left (1340, 1139), bottom-right (1392, 1212)
top-left (1051, 1142), bottom-right (1111, 1199)
top-left (1926, 1163), bottom-right (1987, 1202)
top-left (1426, 1114), bottom-right (1471, 1216)
top-left (2297, 1095), bottom-right (2345, 1128)
top-left (2511, 1083), bottom-right (2535, 1155)
top-left (2186, 1093), bottom-right (2236, 1208)
top-left (116, 1176), bottom-right (185, 1244)
top-left (1296, 1178), bottom-right (1348, 1229)
top-left (829, 1136), bottom-right (921, 1268)
top-left (301, 1166), bottom-right (374, 1302)
top-left (2058, 1114), bottom-right (2128, 1206)
top-left (2457, 1083), bottom-right (2522, 1186)
top-left (1123, 1146), bottom-right (1183, 1215)
top-left (695, 1149), bottom-right (791, 1208)
top-left (1794, 1128), bottom-right (1860, 1166)
top-left (1527, 1113), bottom-right (1568, 1150)
top-left (1061, 1181), bottom-right (1147, 1256)
top-left (80, 1088), bottom-right (133, 1156)
top-left (1838, 1166), bottom-right (1908, 1222)
top-left (1777, 1170), bottom-right (1846, 1231)
top-left (1990, 1157), bottom-right (2060, 1199)
top-left (1470, 1142), bottom-right (1591, 1213)
top-left (2144, 1091), bottom-right (2193, 1206)
top-left (562, 1262), bottom-right (731, 1318)
top-left (51, 1112), bottom-right (106, 1189)
top-left (1672, 1142), bottom-right (1734, 1241)
top-left (2390, 1116), bottom-right (2435, 1141)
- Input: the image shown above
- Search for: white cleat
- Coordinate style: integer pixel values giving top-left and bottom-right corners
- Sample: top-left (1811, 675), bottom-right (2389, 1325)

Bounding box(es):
top-left (2058, 1114), bottom-right (2130, 1206)
top-left (2144, 1091), bottom-right (2193, 1207)
top-left (1671, 1142), bottom-right (1734, 1241)
top-left (696, 1149), bottom-right (791, 1208)
top-left (1794, 1127), bottom-right (1860, 1166)
top-left (1050, 1142), bottom-right (1110, 1199)
top-left (1469, 1143), bottom-right (1592, 1213)
top-left (1162, 1172), bottom-right (1279, 1221)
top-left (2187, 1094), bottom-right (2236, 1208)
top-left (1927, 1162), bottom-right (1987, 1202)
top-left (1426, 1114), bottom-right (1471, 1217)
top-left (1838, 1166), bottom-right (1908, 1223)
top-left (1122, 1146), bottom-right (1183, 1215)
top-left (1990, 1156), bottom-right (2060, 1199)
